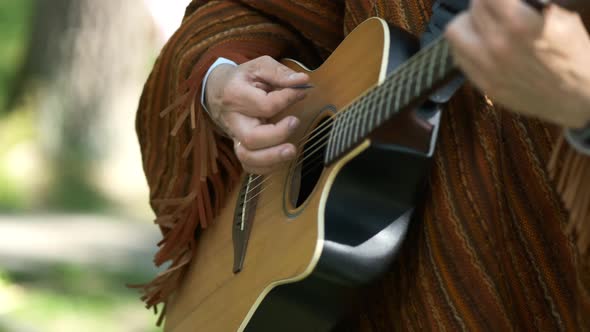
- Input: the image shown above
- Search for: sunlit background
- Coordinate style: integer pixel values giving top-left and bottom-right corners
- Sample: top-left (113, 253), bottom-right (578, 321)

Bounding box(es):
top-left (0, 1), bottom-right (190, 331)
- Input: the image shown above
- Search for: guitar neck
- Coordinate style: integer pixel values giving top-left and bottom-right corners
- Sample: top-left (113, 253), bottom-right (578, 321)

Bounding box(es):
top-left (324, 0), bottom-right (590, 165)
top-left (325, 37), bottom-right (458, 164)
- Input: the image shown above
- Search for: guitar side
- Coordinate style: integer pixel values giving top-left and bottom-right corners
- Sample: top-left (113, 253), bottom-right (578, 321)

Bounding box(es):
top-left (164, 18), bottom-right (432, 332)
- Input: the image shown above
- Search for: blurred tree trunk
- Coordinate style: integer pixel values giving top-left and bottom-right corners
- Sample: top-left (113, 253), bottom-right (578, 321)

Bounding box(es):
top-left (16, 0), bottom-right (158, 210)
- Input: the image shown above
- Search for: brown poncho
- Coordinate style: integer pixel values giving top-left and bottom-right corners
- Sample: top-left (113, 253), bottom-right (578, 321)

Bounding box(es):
top-left (135, 0), bottom-right (590, 329)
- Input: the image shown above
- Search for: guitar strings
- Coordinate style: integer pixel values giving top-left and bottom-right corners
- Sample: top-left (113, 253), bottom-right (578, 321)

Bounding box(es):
top-left (241, 81), bottom-right (435, 211)
top-left (241, 76), bottom-right (423, 207)
top-left (240, 45), bottom-right (441, 202)
top-left (238, 38), bottom-right (449, 208)
top-left (241, 67), bottom-right (430, 206)
top-left (242, 151), bottom-right (327, 224)
top-left (237, 47), bottom-right (447, 221)
top-left (239, 40), bottom-right (454, 225)
top-left (243, 43), bottom-right (442, 197)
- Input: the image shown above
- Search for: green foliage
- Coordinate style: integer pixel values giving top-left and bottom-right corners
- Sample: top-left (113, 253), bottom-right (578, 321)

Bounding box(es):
top-left (0, 0), bottom-right (33, 112)
top-left (0, 110), bottom-right (35, 211)
top-left (44, 167), bottom-right (113, 212)
top-left (0, 1), bottom-right (36, 211)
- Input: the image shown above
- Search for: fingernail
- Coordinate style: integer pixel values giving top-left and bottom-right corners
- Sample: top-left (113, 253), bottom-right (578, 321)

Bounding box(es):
top-left (289, 72), bottom-right (306, 80)
top-left (281, 147), bottom-right (295, 159)
top-left (288, 117), bottom-right (299, 130)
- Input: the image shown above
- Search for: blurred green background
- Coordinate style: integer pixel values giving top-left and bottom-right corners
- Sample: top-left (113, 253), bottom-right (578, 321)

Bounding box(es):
top-left (0, 1), bottom-right (189, 331)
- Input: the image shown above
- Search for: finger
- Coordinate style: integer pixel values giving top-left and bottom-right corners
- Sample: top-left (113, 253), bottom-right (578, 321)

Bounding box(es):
top-left (248, 55), bottom-right (310, 88)
top-left (471, 0), bottom-right (501, 33)
top-left (233, 116), bottom-right (300, 150)
top-left (446, 13), bottom-right (479, 58)
top-left (451, 40), bottom-right (495, 96)
top-left (237, 84), bottom-right (307, 118)
top-left (516, 1), bottom-right (545, 31)
top-left (235, 141), bottom-right (297, 169)
top-left (253, 81), bottom-right (273, 92)
top-left (478, 0), bottom-right (529, 21)
top-left (242, 165), bottom-right (274, 175)
top-left (446, 14), bottom-right (493, 86)
top-left (470, 0), bottom-right (511, 59)
top-left (480, 0), bottom-right (543, 35)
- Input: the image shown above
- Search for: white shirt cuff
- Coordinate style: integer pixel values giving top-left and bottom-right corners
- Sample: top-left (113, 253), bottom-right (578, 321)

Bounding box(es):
top-left (201, 57), bottom-right (238, 111)
top-left (565, 127), bottom-right (590, 156)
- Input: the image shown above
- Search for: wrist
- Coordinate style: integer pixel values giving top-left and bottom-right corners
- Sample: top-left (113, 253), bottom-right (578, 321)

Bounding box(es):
top-left (564, 125), bottom-right (590, 156)
top-left (571, 51), bottom-right (590, 127)
top-left (563, 88), bottom-right (590, 155)
top-left (205, 63), bottom-right (236, 118)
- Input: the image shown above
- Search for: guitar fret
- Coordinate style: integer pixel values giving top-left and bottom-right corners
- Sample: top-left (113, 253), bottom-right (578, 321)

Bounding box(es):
top-left (419, 48), bottom-right (433, 93)
top-left (414, 59), bottom-right (424, 100)
top-left (331, 111), bottom-right (347, 160)
top-left (336, 109), bottom-right (350, 154)
top-left (384, 81), bottom-right (394, 119)
top-left (393, 68), bottom-right (404, 112)
top-left (375, 91), bottom-right (383, 126)
top-left (348, 107), bottom-right (358, 149)
top-left (348, 106), bottom-right (361, 149)
top-left (326, 36), bottom-right (459, 165)
top-left (401, 54), bottom-right (420, 105)
top-left (427, 42), bottom-right (438, 87)
top-left (365, 98), bottom-right (375, 136)
top-left (380, 88), bottom-right (389, 120)
top-left (353, 104), bottom-right (362, 144)
top-left (342, 104), bottom-right (358, 151)
top-left (438, 41), bottom-right (449, 79)
top-left (443, 42), bottom-right (453, 77)
top-left (361, 98), bottom-right (370, 136)
top-left (335, 112), bottom-right (347, 157)
top-left (326, 116), bottom-right (337, 162)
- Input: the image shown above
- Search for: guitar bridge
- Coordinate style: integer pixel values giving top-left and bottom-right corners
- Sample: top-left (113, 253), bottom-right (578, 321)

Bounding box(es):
top-left (232, 174), bottom-right (262, 273)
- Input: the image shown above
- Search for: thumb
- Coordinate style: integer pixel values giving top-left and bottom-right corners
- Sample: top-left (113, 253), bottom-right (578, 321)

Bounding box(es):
top-left (249, 55), bottom-right (309, 88)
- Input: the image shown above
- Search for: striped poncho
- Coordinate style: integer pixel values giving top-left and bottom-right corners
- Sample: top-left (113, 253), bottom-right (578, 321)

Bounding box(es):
top-left (135, 0), bottom-right (590, 329)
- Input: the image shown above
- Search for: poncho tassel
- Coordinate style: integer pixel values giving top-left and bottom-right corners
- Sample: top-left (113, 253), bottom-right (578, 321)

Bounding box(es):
top-left (549, 134), bottom-right (590, 254)
top-left (130, 52), bottom-right (241, 326)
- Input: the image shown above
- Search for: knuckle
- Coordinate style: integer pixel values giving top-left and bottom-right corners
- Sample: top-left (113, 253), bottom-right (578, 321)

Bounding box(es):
top-left (220, 90), bottom-right (233, 109)
top-left (275, 64), bottom-right (291, 77)
top-left (259, 101), bottom-right (277, 116)
top-left (483, 78), bottom-right (502, 97)
top-left (444, 21), bottom-right (460, 41)
top-left (241, 132), bottom-right (256, 148)
top-left (445, 14), bottom-right (467, 42)
top-left (260, 55), bottom-right (272, 61)
top-left (487, 35), bottom-right (509, 59)
top-left (504, 16), bottom-right (528, 36)
top-left (220, 83), bottom-right (239, 108)
top-left (258, 55), bottom-right (274, 66)
top-left (552, 19), bottom-right (571, 40)
top-left (287, 91), bottom-right (300, 104)
top-left (235, 146), bottom-right (249, 162)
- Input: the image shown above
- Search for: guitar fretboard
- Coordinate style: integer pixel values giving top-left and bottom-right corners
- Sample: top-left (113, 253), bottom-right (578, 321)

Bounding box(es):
top-left (325, 37), bottom-right (457, 164)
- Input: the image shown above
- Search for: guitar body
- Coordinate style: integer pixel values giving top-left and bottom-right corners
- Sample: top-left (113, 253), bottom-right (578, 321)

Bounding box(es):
top-left (164, 18), bottom-right (437, 332)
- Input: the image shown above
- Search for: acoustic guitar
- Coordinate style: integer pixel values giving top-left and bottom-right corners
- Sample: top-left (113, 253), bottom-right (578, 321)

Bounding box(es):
top-left (164, 1), bottom-right (589, 331)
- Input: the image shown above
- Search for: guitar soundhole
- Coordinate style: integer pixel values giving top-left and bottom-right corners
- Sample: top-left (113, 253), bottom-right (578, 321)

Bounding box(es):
top-left (289, 116), bottom-right (332, 208)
